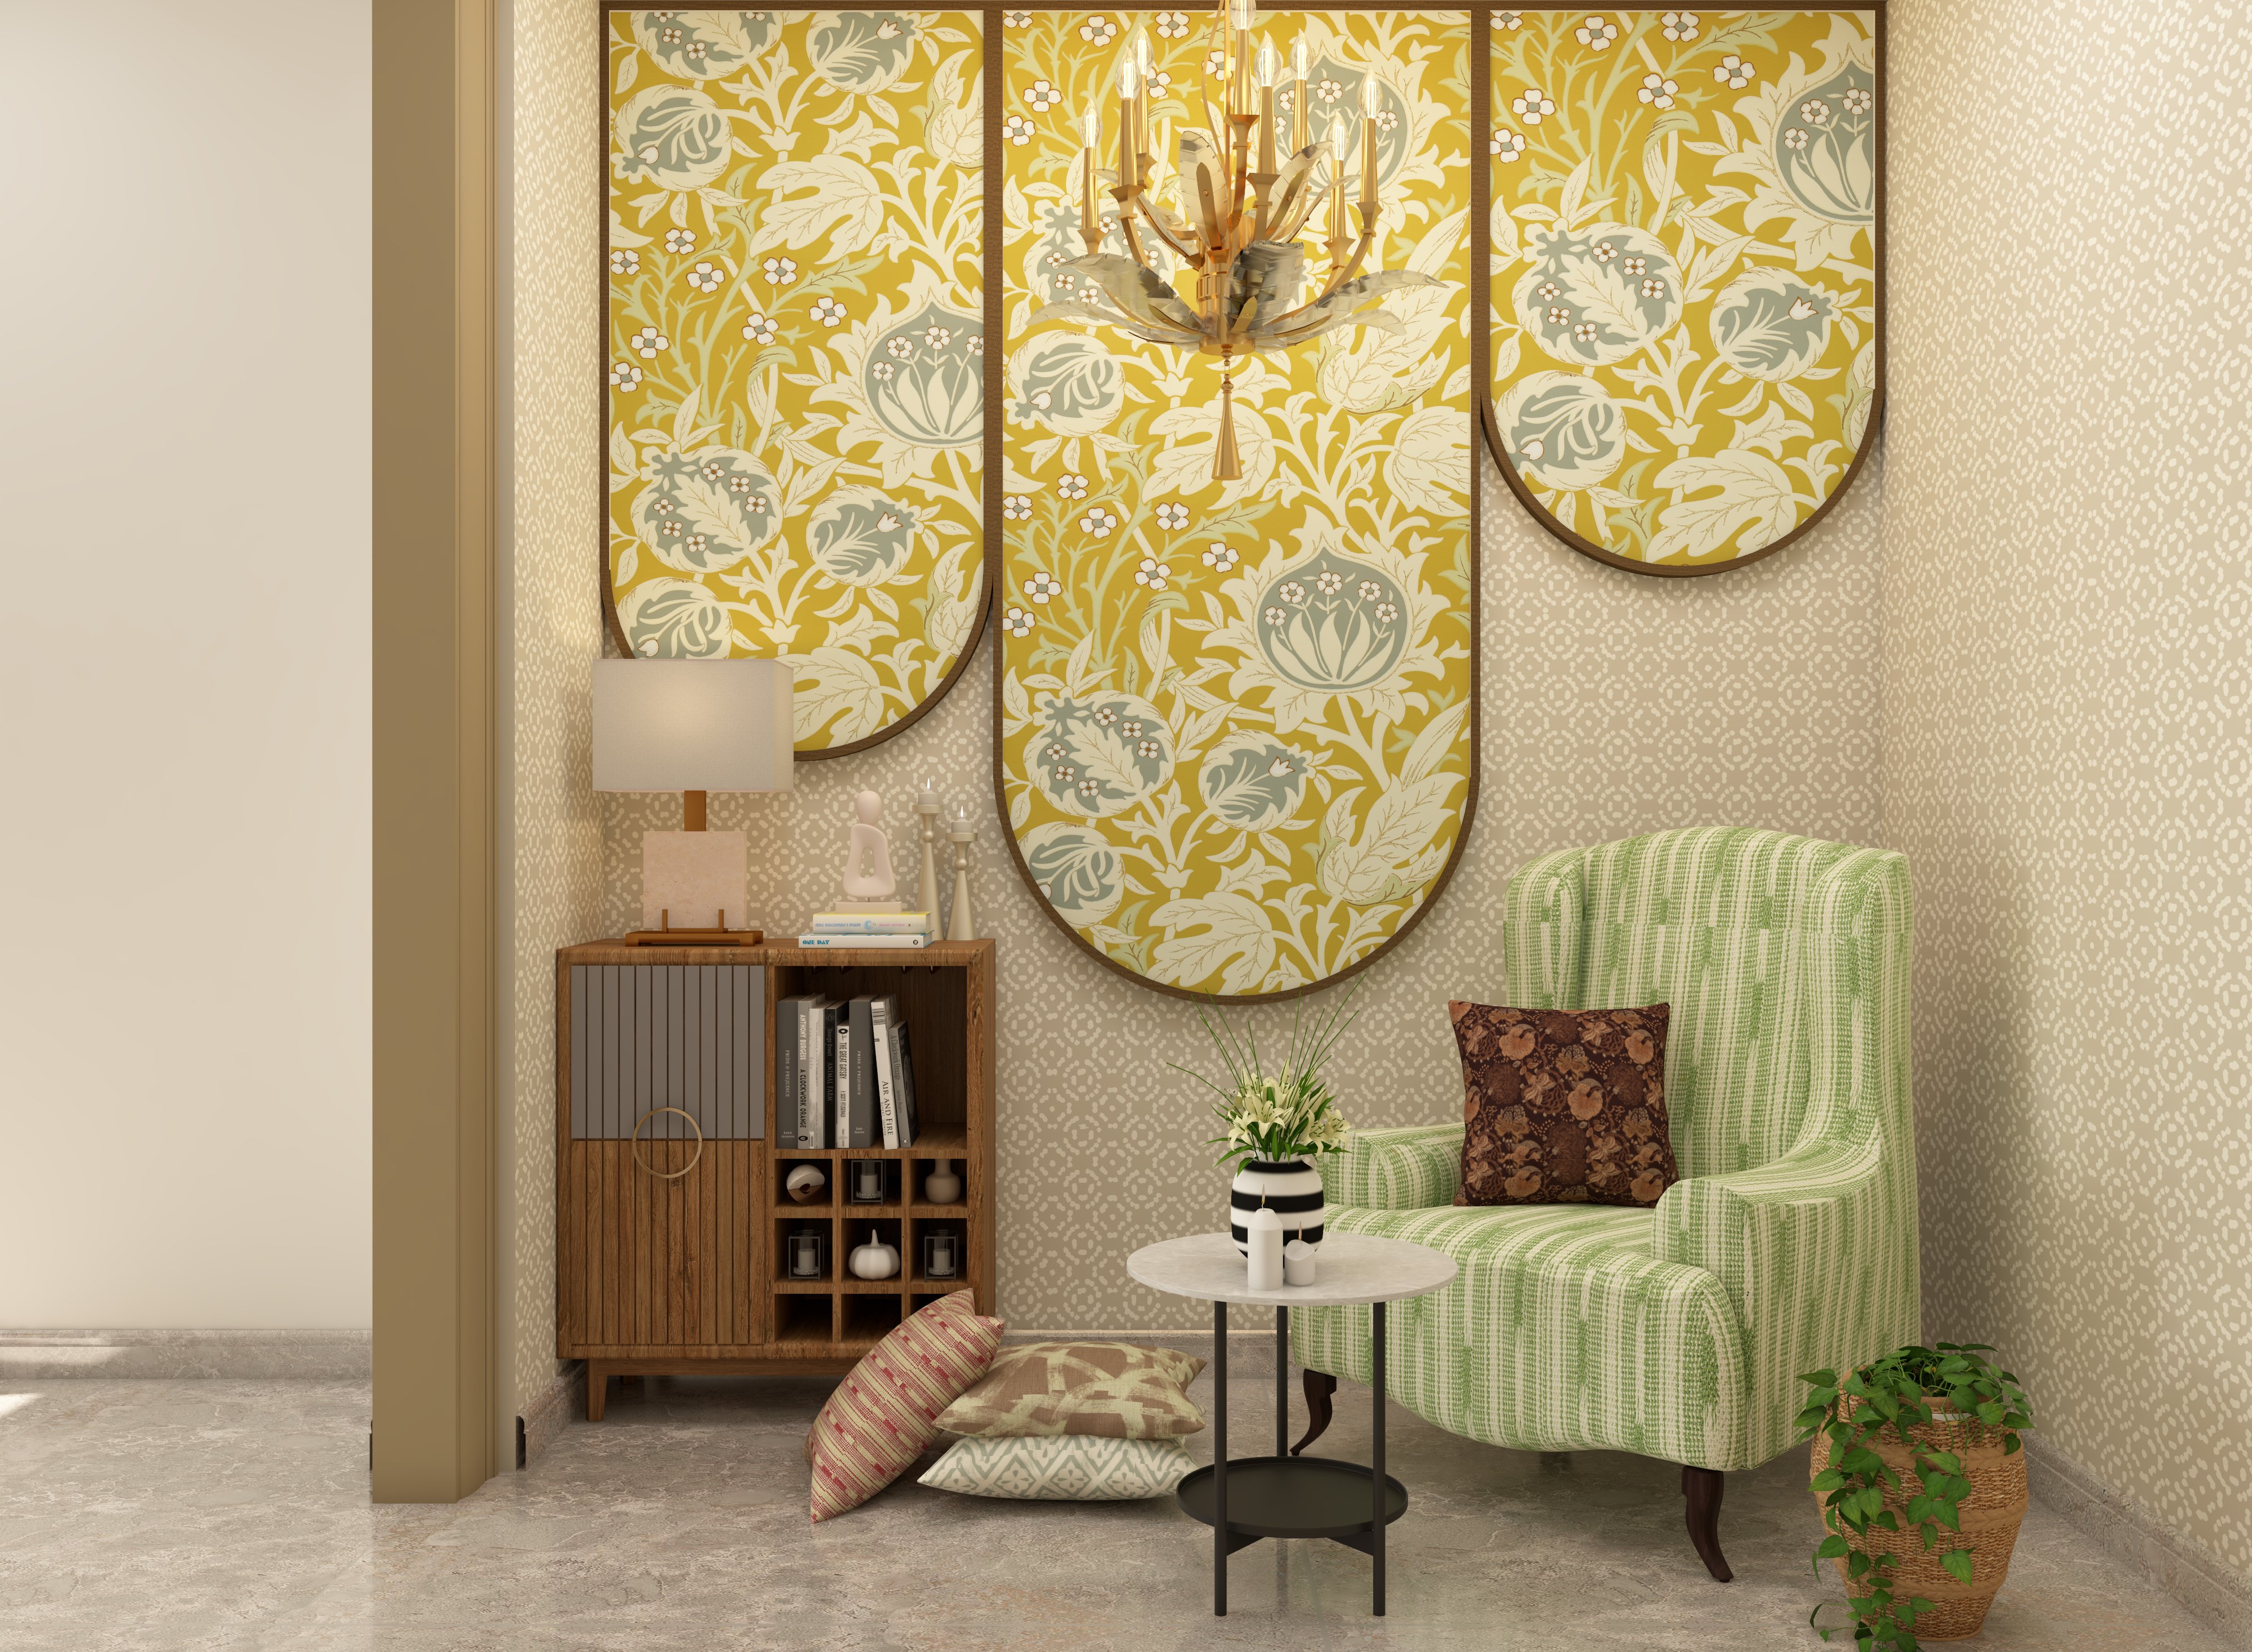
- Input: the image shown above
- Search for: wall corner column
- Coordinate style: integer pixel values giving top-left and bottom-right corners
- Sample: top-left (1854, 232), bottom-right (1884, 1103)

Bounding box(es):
top-left (372, 0), bottom-right (501, 1503)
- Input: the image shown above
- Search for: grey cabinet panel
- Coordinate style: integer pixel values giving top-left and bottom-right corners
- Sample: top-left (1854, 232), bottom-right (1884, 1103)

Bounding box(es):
top-left (568, 963), bottom-right (765, 1140)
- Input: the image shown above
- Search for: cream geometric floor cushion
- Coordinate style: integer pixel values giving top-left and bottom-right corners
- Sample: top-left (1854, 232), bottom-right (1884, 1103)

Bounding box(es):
top-left (918, 1435), bottom-right (1192, 1500)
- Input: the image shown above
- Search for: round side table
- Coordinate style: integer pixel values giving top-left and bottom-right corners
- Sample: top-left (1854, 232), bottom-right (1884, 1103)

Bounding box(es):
top-left (1127, 1230), bottom-right (1456, 1618)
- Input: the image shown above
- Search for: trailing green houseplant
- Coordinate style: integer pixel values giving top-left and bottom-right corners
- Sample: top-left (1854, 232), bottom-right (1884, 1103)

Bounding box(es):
top-left (1797, 1343), bottom-right (2034, 1649)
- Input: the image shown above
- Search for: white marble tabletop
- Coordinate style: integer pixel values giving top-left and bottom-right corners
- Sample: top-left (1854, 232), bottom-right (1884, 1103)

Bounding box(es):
top-left (1127, 1231), bottom-right (1457, 1308)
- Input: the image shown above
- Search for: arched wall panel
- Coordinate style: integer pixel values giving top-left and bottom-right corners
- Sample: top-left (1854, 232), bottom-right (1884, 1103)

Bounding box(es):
top-left (1485, 8), bottom-right (1882, 575)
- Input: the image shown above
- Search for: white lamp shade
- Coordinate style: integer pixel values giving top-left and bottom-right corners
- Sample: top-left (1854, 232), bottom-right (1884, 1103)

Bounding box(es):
top-left (592, 658), bottom-right (794, 793)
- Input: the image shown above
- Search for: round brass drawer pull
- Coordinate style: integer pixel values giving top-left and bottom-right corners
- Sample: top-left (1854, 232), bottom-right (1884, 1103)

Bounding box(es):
top-left (629, 1107), bottom-right (704, 1180)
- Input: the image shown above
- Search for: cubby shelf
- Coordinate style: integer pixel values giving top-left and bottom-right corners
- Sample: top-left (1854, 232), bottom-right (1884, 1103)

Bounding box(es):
top-left (556, 939), bottom-right (995, 1419)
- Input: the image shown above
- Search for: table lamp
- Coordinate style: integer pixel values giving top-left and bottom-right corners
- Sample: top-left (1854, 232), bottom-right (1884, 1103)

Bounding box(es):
top-left (593, 657), bottom-right (793, 944)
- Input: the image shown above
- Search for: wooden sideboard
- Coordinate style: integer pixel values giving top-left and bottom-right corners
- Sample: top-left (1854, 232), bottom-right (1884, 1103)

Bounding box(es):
top-left (555, 939), bottom-right (995, 1418)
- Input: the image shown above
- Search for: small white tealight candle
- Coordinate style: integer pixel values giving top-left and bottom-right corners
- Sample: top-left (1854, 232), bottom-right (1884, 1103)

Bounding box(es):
top-left (1284, 1238), bottom-right (1319, 1287)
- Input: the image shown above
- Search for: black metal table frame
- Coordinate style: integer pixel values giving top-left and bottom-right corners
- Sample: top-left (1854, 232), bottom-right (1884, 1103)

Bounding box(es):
top-left (1198, 1298), bottom-right (1393, 1617)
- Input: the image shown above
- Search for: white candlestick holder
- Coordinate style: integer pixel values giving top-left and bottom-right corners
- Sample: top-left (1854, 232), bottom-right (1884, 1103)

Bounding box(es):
top-left (914, 779), bottom-right (942, 927)
top-left (946, 805), bottom-right (977, 941)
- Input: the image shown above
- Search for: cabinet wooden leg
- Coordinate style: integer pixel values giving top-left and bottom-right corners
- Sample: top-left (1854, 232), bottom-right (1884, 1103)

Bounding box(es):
top-left (1293, 1368), bottom-right (1337, 1455)
top-left (1682, 1465), bottom-right (1732, 1582)
top-left (586, 1363), bottom-right (607, 1423)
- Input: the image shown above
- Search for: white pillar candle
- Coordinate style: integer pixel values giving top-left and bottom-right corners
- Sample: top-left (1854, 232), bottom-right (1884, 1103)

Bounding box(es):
top-left (1246, 1206), bottom-right (1284, 1291)
top-left (1284, 1238), bottom-right (1319, 1286)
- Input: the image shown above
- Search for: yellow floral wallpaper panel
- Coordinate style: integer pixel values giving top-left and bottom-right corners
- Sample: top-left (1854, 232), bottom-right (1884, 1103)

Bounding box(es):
top-left (606, 9), bottom-right (987, 752)
top-left (1488, 9), bottom-right (1878, 568)
top-left (998, 8), bottom-right (1475, 999)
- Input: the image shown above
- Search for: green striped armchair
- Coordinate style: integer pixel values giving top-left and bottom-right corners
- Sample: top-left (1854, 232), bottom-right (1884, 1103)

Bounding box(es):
top-left (1289, 828), bottom-right (1919, 1580)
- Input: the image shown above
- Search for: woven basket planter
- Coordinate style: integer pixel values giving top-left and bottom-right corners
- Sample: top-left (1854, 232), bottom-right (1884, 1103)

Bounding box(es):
top-left (1809, 1395), bottom-right (2029, 1641)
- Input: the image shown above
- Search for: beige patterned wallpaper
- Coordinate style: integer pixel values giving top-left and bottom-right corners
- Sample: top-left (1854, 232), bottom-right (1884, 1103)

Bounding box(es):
top-left (501, 0), bottom-right (609, 1428)
top-left (1883, 0), bottom-right (2252, 1582)
top-left (597, 441), bottom-right (1883, 1335)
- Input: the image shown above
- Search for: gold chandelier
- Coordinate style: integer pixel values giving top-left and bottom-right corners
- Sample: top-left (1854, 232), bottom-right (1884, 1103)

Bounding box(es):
top-left (1041, 0), bottom-right (1436, 481)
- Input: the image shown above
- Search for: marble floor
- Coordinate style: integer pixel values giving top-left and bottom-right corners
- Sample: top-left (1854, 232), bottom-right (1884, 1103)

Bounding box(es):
top-left (0, 1364), bottom-right (2231, 1652)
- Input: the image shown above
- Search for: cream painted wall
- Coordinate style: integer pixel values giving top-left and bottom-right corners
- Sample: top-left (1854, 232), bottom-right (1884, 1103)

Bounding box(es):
top-left (0, 1), bottom-right (372, 1327)
top-left (1884, 0), bottom-right (2252, 1581)
top-left (597, 445), bottom-right (1884, 1333)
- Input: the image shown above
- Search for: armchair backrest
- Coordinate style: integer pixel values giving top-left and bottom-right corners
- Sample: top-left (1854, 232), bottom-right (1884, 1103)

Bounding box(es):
top-left (1500, 828), bottom-right (1911, 1181)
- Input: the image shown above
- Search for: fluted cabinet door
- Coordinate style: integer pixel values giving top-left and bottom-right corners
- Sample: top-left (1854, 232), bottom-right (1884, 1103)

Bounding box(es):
top-left (561, 1140), bottom-right (760, 1354)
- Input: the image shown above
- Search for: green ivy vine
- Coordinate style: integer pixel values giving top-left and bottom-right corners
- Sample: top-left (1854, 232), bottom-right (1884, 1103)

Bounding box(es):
top-left (1797, 1343), bottom-right (2034, 1650)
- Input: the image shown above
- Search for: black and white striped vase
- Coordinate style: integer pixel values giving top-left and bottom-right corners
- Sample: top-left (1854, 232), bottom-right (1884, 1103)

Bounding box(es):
top-left (1230, 1159), bottom-right (1324, 1255)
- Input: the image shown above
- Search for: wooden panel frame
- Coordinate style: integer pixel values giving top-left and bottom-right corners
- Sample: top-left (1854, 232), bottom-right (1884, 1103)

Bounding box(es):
top-left (985, 2), bottom-right (1487, 1003)
top-left (586, 7), bottom-right (1882, 1014)
top-left (1479, 4), bottom-right (1887, 578)
top-left (597, 4), bottom-right (994, 760)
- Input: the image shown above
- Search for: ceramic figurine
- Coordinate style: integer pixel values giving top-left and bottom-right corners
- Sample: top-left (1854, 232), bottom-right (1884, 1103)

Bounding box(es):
top-left (784, 1164), bottom-right (827, 1204)
top-left (848, 1227), bottom-right (900, 1281)
top-left (1245, 1207), bottom-right (1284, 1291)
top-left (946, 802), bottom-right (977, 941)
top-left (922, 1158), bottom-right (961, 1204)
top-left (840, 791), bottom-right (897, 903)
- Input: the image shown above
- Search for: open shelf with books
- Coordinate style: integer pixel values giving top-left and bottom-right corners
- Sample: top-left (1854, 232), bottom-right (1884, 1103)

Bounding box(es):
top-left (556, 938), bottom-right (994, 1419)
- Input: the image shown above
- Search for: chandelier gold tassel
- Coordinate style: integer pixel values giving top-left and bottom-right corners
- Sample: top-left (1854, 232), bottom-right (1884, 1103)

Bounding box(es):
top-left (1214, 370), bottom-right (1243, 482)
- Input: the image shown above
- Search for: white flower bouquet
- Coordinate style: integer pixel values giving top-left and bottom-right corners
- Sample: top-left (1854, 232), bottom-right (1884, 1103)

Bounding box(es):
top-left (1173, 981), bottom-right (1359, 1168)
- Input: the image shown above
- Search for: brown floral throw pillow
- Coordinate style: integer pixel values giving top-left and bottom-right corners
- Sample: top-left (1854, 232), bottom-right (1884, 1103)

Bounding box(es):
top-left (1449, 1002), bottom-right (1678, 1208)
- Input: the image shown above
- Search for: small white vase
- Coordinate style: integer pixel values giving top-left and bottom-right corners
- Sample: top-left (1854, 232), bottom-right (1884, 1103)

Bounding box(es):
top-left (1231, 1158), bottom-right (1324, 1256)
top-left (848, 1229), bottom-right (899, 1280)
top-left (922, 1158), bottom-right (962, 1204)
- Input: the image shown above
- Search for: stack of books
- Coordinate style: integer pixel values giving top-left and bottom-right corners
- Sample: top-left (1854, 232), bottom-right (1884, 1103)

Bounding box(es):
top-left (775, 993), bottom-right (921, 1149)
top-left (796, 910), bottom-right (935, 949)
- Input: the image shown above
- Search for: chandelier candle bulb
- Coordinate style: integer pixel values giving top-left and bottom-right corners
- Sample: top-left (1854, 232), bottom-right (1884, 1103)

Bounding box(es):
top-left (1290, 39), bottom-right (1308, 152)
top-left (1080, 102), bottom-right (1102, 249)
top-left (1132, 29), bottom-right (1152, 177)
top-left (1328, 114), bottom-right (1350, 250)
top-left (1116, 52), bottom-right (1139, 208)
top-left (1360, 77), bottom-right (1379, 207)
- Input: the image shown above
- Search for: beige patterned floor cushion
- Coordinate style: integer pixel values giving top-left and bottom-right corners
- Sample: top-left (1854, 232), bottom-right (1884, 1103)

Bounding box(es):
top-left (918, 1435), bottom-right (1192, 1499)
top-left (933, 1341), bottom-right (1207, 1438)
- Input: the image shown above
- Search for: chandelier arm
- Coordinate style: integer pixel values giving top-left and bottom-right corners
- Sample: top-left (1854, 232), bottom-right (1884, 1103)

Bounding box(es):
top-left (1116, 213), bottom-right (1151, 269)
top-left (1227, 294), bottom-right (1262, 347)
top-left (1130, 199), bottom-right (1206, 264)
top-left (1265, 177), bottom-right (1313, 242)
top-left (1274, 230), bottom-right (1379, 327)
top-left (1322, 232), bottom-right (1378, 294)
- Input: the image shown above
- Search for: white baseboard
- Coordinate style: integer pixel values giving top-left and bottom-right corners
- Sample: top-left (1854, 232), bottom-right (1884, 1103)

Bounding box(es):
top-left (2023, 1435), bottom-right (2251, 1647)
top-left (0, 1328), bottom-right (370, 1381)
top-left (516, 1359), bottom-right (586, 1468)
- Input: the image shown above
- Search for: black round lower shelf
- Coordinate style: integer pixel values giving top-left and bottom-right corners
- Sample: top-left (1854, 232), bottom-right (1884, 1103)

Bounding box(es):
top-left (1176, 1455), bottom-right (1408, 1539)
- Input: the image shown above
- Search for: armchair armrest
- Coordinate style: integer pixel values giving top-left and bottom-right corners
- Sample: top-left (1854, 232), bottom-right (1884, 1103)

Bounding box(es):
top-left (1321, 1124), bottom-right (1463, 1210)
top-left (1654, 1133), bottom-right (1918, 1462)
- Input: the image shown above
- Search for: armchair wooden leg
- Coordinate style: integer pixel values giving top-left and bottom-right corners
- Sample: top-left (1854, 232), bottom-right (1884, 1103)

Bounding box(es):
top-left (1292, 1369), bottom-right (1337, 1455)
top-left (1681, 1465), bottom-right (1732, 1582)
